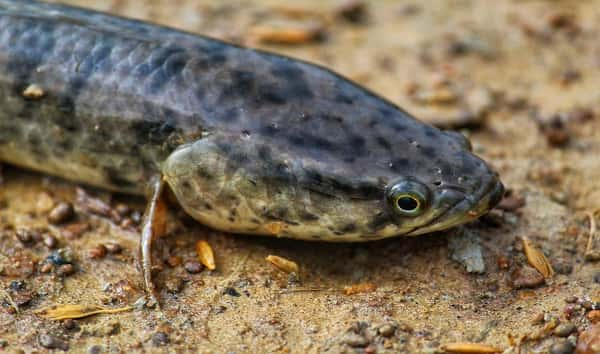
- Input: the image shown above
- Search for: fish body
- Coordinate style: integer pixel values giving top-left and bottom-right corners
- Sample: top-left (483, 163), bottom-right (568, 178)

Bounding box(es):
top-left (0, 0), bottom-right (503, 243)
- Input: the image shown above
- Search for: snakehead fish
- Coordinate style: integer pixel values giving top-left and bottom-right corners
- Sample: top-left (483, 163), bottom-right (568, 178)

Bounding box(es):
top-left (0, 0), bottom-right (504, 298)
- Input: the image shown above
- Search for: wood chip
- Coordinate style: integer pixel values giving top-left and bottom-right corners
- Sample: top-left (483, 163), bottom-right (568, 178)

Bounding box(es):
top-left (270, 5), bottom-right (322, 19)
top-left (343, 283), bottom-right (377, 295)
top-left (441, 342), bottom-right (503, 353)
top-left (35, 304), bottom-right (132, 320)
top-left (585, 211), bottom-right (600, 261)
top-left (196, 240), bottom-right (216, 270)
top-left (521, 237), bottom-right (554, 278)
top-left (266, 255), bottom-right (299, 274)
top-left (22, 84), bottom-right (45, 100)
top-left (248, 24), bottom-right (325, 45)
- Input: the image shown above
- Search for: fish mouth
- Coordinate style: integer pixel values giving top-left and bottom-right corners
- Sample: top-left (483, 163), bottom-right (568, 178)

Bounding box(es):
top-left (405, 173), bottom-right (504, 236)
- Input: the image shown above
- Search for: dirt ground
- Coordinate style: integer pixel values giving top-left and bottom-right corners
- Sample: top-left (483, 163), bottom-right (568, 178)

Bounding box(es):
top-left (0, 0), bottom-right (599, 353)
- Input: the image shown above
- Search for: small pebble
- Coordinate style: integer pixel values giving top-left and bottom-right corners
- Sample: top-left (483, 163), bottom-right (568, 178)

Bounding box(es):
top-left (39, 334), bottom-right (69, 351)
top-left (88, 245), bottom-right (107, 259)
top-left (378, 324), bottom-right (396, 337)
top-left (532, 312), bottom-right (546, 325)
top-left (496, 255), bottom-right (510, 270)
top-left (549, 340), bottom-right (574, 354)
top-left (152, 332), bottom-right (169, 347)
top-left (12, 292), bottom-right (33, 307)
top-left (576, 324), bottom-right (600, 354)
top-left (563, 304), bottom-right (578, 319)
top-left (538, 115), bottom-right (570, 147)
top-left (104, 242), bottom-right (122, 254)
top-left (165, 278), bottom-right (185, 294)
top-left (15, 228), bottom-right (34, 244)
top-left (496, 192), bottom-right (526, 211)
top-left (341, 333), bottom-right (369, 347)
top-left (61, 222), bottom-right (90, 240)
top-left (9, 280), bottom-right (26, 291)
top-left (554, 323), bottom-right (576, 337)
top-left (559, 69), bottom-right (580, 86)
top-left (334, 0), bottom-right (368, 23)
top-left (565, 296), bottom-right (578, 303)
top-left (57, 264), bottom-right (75, 276)
top-left (587, 310), bottom-right (600, 323)
top-left (224, 287), bottom-right (241, 297)
top-left (43, 234), bottom-right (58, 249)
top-left (510, 265), bottom-right (545, 289)
top-left (62, 319), bottom-right (78, 331)
top-left (47, 248), bottom-right (73, 265)
top-left (552, 259), bottom-right (573, 275)
top-left (130, 210), bottom-right (142, 223)
top-left (39, 263), bottom-right (53, 273)
top-left (88, 345), bottom-right (103, 354)
top-left (166, 256), bottom-right (182, 267)
top-left (114, 203), bottom-right (130, 216)
top-left (120, 218), bottom-right (135, 229)
top-left (184, 261), bottom-right (203, 274)
top-left (47, 202), bottom-right (75, 224)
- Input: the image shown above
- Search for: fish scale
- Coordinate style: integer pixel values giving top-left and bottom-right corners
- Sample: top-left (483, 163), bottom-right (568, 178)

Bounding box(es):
top-left (0, 0), bottom-right (504, 299)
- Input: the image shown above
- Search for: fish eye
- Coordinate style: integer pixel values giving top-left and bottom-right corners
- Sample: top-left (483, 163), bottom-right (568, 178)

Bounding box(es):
top-left (387, 180), bottom-right (429, 216)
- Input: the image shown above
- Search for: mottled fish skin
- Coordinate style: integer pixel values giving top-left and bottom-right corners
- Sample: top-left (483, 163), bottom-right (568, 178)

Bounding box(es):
top-left (0, 0), bottom-right (503, 241)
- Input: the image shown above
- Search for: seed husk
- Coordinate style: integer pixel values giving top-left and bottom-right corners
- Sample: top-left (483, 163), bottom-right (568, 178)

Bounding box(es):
top-left (196, 240), bottom-right (216, 270)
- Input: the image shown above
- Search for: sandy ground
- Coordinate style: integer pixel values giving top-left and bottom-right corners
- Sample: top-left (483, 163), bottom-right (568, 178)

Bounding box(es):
top-left (0, 0), bottom-right (598, 353)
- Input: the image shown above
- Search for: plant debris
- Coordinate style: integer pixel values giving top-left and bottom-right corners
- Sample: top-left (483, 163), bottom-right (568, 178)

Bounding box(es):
top-left (248, 23), bottom-right (325, 45)
top-left (522, 237), bottom-right (554, 278)
top-left (441, 342), bottom-right (502, 353)
top-left (266, 254), bottom-right (299, 274)
top-left (196, 240), bottom-right (216, 270)
top-left (585, 211), bottom-right (600, 261)
top-left (35, 304), bottom-right (133, 320)
top-left (343, 283), bottom-right (377, 295)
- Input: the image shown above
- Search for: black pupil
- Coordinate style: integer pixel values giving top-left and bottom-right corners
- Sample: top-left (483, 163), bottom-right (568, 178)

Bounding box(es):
top-left (397, 196), bottom-right (418, 211)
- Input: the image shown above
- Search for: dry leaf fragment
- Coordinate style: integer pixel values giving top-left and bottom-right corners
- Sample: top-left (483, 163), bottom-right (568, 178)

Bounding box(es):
top-left (522, 237), bottom-right (554, 278)
top-left (196, 240), bottom-right (216, 270)
top-left (585, 211), bottom-right (600, 261)
top-left (248, 24), bottom-right (325, 45)
top-left (270, 5), bottom-right (322, 19)
top-left (35, 304), bottom-right (132, 320)
top-left (343, 283), bottom-right (377, 295)
top-left (266, 255), bottom-right (299, 274)
top-left (441, 342), bottom-right (502, 353)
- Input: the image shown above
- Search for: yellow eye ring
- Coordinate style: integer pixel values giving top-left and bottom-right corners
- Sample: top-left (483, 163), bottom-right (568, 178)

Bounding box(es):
top-left (394, 194), bottom-right (421, 213)
top-left (387, 180), bottom-right (429, 217)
